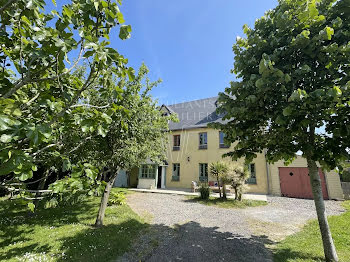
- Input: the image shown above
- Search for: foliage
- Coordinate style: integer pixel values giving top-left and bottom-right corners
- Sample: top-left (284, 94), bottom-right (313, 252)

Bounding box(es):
top-left (78, 64), bottom-right (174, 176)
top-left (274, 201), bottom-right (350, 261)
top-left (229, 163), bottom-right (250, 201)
top-left (209, 161), bottom-right (229, 198)
top-left (341, 170), bottom-right (350, 182)
top-left (210, 1), bottom-right (349, 259)
top-left (339, 161), bottom-right (350, 182)
top-left (211, 0), bottom-right (349, 168)
top-left (199, 182), bottom-right (210, 200)
top-left (0, 190), bottom-right (147, 262)
top-left (188, 196), bottom-right (267, 209)
top-left (0, 0), bottom-right (134, 194)
top-left (108, 191), bottom-right (126, 206)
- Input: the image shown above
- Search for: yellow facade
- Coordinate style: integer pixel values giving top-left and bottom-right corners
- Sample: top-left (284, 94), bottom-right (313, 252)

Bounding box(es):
top-left (165, 127), bottom-right (269, 194)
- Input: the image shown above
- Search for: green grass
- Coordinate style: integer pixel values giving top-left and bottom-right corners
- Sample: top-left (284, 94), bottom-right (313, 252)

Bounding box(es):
top-left (187, 196), bottom-right (268, 209)
top-left (0, 188), bottom-right (146, 262)
top-left (274, 201), bottom-right (350, 262)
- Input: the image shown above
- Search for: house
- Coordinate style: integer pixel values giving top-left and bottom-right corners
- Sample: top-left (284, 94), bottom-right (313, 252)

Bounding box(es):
top-left (114, 97), bottom-right (344, 200)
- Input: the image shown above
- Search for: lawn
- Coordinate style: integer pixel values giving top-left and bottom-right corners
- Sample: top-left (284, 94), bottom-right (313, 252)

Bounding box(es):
top-left (274, 201), bottom-right (350, 262)
top-left (0, 188), bottom-right (147, 262)
top-left (187, 196), bottom-right (268, 209)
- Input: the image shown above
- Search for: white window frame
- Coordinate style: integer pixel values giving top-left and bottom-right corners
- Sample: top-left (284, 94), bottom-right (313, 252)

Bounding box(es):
top-left (172, 163), bottom-right (180, 181)
top-left (140, 165), bottom-right (156, 179)
top-left (246, 163), bottom-right (257, 184)
top-left (199, 163), bottom-right (208, 182)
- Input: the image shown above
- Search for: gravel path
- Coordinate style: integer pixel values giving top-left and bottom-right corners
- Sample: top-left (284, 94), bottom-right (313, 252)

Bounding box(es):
top-left (117, 193), bottom-right (345, 262)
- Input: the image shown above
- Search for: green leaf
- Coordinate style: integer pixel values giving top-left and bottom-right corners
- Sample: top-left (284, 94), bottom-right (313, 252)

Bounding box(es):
top-left (85, 169), bottom-right (97, 179)
top-left (26, 0), bottom-right (33, 9)
top-left (282, 106), bottom-right (293, 116)
top-left (117, 12), bottom-right (125, 24)
top-left (284, 74), bottom-right (291, 83)
top-left (19, 171), bottom-right (32, 181)
top-left (82, 125), bottom-right (89, 133)
top-left (288, 89), bottom-right (307, 102)
top-left (0, 134), bottom-right (12, 143)
top-left (127, 67), bottom-right (135, 81)
top-left (62, 159), bottom-right (71, 172)
top-left (28, 202), bottom-right (35, 213)
top-left (52, 0), bottom-right (56, 6)
top-left (119, 25), bottom-right (132, 40)
top-left (325, 26), bottom-right (334, 40)
top-left (63, 6), bottom-right (74, 19)
top-left (300, 30), bottom-right (310, 39)
top-left (21, 16), bottom-right (31, 26)
top-left (97, 125), bottom-right (107, 137)
top-left (94, 1), bottom-right (99, 10)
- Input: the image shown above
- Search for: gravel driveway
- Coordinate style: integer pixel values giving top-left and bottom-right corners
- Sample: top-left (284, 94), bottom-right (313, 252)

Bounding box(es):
top-left (117, 193), bottom-right (344, 262)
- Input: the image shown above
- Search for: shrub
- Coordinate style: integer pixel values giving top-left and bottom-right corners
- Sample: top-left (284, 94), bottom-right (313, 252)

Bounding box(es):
top-left (199, 183), bottom-right (210, 200)
top-left (108, 192), bottom-right (126, 206)
top-left (209, 161), bottom-right (229, 199)
top-left (229, 163), bottom-right (250, 201)
top-left (341, 170), bottom-right (350, 182)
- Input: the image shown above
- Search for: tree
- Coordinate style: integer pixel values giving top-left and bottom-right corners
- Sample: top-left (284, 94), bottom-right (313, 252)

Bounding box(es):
top-left (209, 161), bottom-right (228, 198)
top-left (229, 163), bottom-right (249, 201)
top-left (0, 0), bottom-right (134, 201)
top-left (65, 64), bottom-right (174, 227)
top-left (212, 0), bottom-right (349, 261)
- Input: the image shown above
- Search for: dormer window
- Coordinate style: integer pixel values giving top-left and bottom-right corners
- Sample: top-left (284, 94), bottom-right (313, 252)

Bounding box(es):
top-left (173, 135), bottom-right (180, 151)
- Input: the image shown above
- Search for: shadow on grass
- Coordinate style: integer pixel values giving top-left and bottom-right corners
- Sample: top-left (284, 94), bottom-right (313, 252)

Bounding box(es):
top-left (0, 197), bottom-right (100, 261)
top-left (1, 195), bottom-right (327, 262)
top-left (273, 248), bottom-right (324, 262)
top-left (57, 219), bottom-right (146, 262)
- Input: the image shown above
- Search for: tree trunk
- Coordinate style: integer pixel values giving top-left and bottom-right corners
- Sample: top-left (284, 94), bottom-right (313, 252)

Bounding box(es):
top-left (307, 157), bottom-right (338, 262)
top-left (222, 184), bottom-right (227, 200)
top-left (34, 170), bottom-right (49, 211)
top-left (94, 173), bottom-right (117, 227)
top-left (234, 187), bottom-right (238, 200)
top-left (217, 178), bottom-right (222, 199)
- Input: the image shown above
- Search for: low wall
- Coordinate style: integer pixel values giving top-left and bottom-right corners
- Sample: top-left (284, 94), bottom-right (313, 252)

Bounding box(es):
top-left (138, 178), bottom-right (156, 189)
top-left (341, 182), bottom-right (350, 200)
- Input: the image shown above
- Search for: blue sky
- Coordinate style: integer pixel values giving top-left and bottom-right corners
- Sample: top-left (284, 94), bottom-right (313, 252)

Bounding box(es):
top-left (46, 0), bottom-right (278, 105)
top-left (116, 0), bottom-right (278, 105)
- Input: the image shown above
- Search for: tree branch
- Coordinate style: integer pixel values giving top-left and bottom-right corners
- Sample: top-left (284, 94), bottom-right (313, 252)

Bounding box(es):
top-left (32, 143), bottom-right (60, 158)
top-left (71, 103), bottom-right (110, 109)
top-left (3, 40), bottom-right (84, 99)
top-left (0, 0), bottom-right (17, 14)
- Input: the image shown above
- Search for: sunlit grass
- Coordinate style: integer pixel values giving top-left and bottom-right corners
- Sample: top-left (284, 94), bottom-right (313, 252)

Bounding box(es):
top-left (274, 201), bottom-right (350, 262)
top-left (0, 188), bottom-right (146, 262)
top-left (187, 196), bottom-right (267, 209)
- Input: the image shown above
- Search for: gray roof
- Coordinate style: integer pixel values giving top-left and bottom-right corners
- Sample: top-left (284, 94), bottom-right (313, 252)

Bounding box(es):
top-left (166, 96), bottom-right (226, 131)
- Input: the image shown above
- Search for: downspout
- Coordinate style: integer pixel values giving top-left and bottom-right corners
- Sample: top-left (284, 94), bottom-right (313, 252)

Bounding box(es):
top-left (264, 149), bottom-right (271, 194)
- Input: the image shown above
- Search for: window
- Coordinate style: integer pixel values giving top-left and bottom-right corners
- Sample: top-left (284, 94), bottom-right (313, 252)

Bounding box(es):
top-left (172, 163), bottom-right (180, 181)
top-left (140, 165), bottom-right (156, 179)
top-left (199, 132), bottom-right (207, 149)
top-left (199, 163), bottom-right (208, 182)
top-left (173, 135), bottom-right (180, 151)
top-left (246, 163), bottom-right (257, 184)
top-left (219, 131), bottom-right (229, 148)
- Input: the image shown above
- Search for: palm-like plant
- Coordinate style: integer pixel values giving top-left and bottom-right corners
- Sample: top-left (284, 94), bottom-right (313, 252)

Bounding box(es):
top-left (209, 161), bottom-right (229, 199)
top-left (229, 163), bottom-right (250, 201)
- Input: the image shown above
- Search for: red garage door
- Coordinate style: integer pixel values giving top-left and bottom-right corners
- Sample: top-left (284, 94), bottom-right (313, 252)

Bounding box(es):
top-left (279, 167), bottom-right (329, 200)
